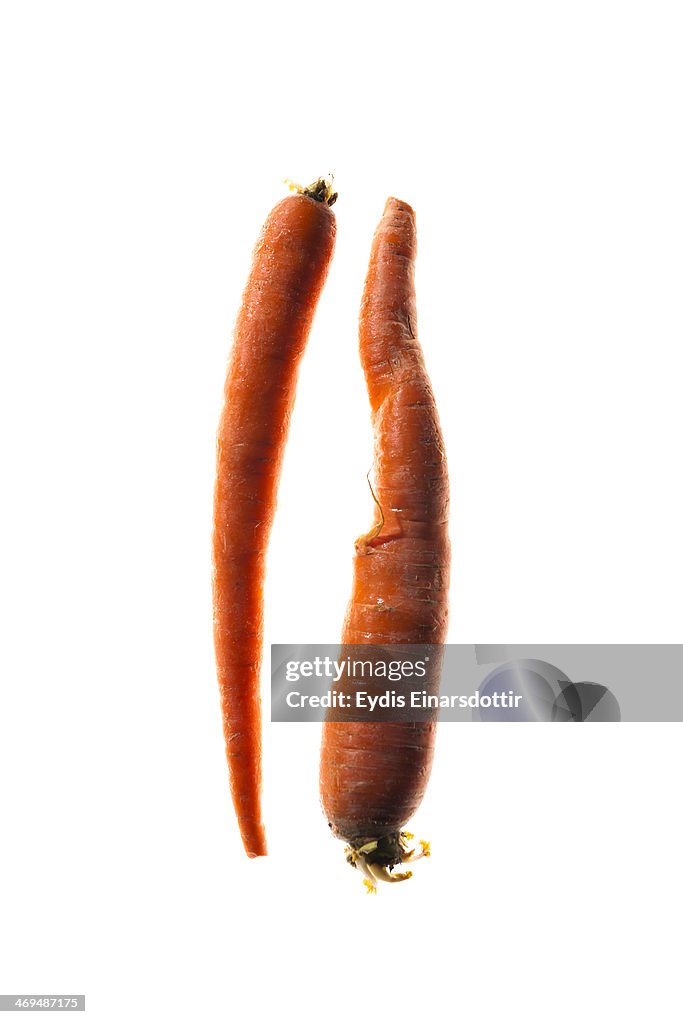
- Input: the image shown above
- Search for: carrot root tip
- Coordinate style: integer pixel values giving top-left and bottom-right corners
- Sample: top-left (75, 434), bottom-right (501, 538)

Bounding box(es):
top-left (369, 865), bottom-right (413, 884)
top-left (403, 839), bottom-right (431, 862)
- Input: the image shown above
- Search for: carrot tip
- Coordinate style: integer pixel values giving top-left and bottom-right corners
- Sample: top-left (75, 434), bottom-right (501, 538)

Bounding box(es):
top-left (384, 196), bottom-right (415, 218)
top-left (284, 175), bottom-right (337, 206)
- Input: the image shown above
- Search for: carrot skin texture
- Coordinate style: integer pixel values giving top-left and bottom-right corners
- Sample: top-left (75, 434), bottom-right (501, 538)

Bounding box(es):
top-left (214, 193), bottom-right (336, 857)
top-left (320, 198), bottom-right (450, 845)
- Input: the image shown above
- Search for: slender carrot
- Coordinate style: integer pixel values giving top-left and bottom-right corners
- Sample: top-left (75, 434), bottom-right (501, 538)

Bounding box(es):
top-left (214, 179), bottom-right (336, 857)
top-left (319, 197), bottom-right (450, 888)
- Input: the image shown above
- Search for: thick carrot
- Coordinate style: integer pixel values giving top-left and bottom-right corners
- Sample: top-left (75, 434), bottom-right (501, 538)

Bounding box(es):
top-left (214, 179), bottom-right (336, 857)
top-left (319, 197), bottom-right (450, 888)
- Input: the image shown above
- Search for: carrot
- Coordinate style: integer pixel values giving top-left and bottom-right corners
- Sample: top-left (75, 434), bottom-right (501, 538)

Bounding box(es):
top-left (319, 197), bottom-right (450, 889)
top-left (213, 178), bottom-right (336, 857)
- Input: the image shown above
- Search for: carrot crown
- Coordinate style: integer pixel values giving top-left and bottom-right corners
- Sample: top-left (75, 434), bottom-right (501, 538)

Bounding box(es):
top-left (285, 176), bottom-right (338, 206)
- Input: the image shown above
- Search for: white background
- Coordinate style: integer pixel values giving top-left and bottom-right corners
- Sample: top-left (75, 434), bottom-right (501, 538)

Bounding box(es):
top-left (1, 1), bottom-right (682, 1021)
